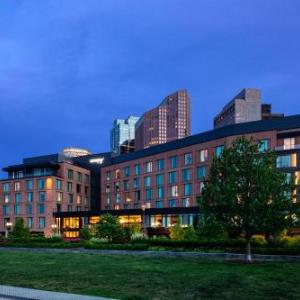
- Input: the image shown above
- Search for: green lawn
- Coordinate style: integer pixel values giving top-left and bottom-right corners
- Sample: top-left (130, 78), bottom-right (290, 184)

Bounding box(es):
top-left (0, 251), bottom-right (299, 300)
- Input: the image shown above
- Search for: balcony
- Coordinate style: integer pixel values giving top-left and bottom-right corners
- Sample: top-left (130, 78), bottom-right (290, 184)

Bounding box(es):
top-left (275, 144), bottom-right (300, 151)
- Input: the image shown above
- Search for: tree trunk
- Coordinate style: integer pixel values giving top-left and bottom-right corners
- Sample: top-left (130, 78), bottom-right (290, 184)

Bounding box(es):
top-left (246, 238), bottom-right (252, 263)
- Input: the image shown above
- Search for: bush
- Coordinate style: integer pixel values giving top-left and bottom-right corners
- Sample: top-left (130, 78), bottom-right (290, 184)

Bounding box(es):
top-left (197, 217), bottom-right (227, 239)
top-left (183, 226), bottom-right (198, 241)
top-left (95, 214), bottom-right (132, 243)
top-left (250, 235), bottom-right (267, 246)
top-left (170, 223), bottom-right (185, 240)
top-left (84, 241), bottom-right (148, 251)
top-left (79, 226), bottom-right (92, 240)
top-left (9, 219), bottom-right (30, 239)
top-left (279, 236), bottom-right (300, 248)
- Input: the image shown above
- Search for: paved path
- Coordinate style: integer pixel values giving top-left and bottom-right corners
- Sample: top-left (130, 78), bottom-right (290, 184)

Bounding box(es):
top-left (0, 285), bottom-right (116, 300)
top-left (0, 246), bottom-right (300, 261)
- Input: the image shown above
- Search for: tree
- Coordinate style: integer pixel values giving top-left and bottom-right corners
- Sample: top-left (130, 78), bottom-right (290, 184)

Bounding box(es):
top-left (10, 218), bottom-right (30, 239)
top-left (95, 214), bottom-right (131, 243)
top-left (198, 137), bottom-right (299, 262)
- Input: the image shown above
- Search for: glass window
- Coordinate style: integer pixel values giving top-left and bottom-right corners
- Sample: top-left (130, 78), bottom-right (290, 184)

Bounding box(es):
top-left (156, 200), bottom-right (163, 208)
top-left (77, 172), bottom-right (82, 182)
top-left (4, 194), bottom-right (10, 203)
top-left (85, 174), bottom-right (90, 184)
top-left (133, 178), bottom-right (140, 189)
top-left (56, 192), bottom-right (63, 202)
top-left (171, 185), bottom-right (179, 197)
top-left (123, 180), bottom-right (130, 191)
top-left (28, 217), bottom-right (33, 228)
top-left (3, 205), bottom-right (9, 216)
top-left (145, 162), bottom-right (153, 173)
top-left (182, 169), bottom-right (191, 181)
top-left (199, 149), bottom-right (208, 162)
top-left (27, 192), bottom-right (33, 202)
top-left (284, 138), bottom-right (296, 150)
top-left (184, 183), bottom-right (192, 196)
top-left (115, 169), bottom-right (121, 179)
top-left (76, 184), bottom-right (81, 193)
top-left (182, 198), bottom-right (190, 207)
top-left (259, 139), bottom-right (269, 152)
top-left (106, 171), bottom-right (111, 181)
top-left (67, 182), bottom-right (73, 192)
top-left (56, 179), bottom-right (62, 190)
top-left (169, 199), bottom-right (176, 208)
top-left (157, 187), bottom-right (164, 199)
top-left (67, 169), bottom-right (73, 179)
top-left (277, 154), bottom-right (297, 168)
top-left (123, 166), bottom-right (130, 177)
top-left (14, 182), bottom-right (20, 192)
top-left (184, 153), bottom-right (192, 166)
top-left (26, 180), bottom-right (33, 191)
top-left (157, 159), bottom-right (164, 171)
top-left (134, 190), bottom-right (141, 202)
top-left (3, 183), bottom-right (10, 193)
top-left (38, 179), bottom-right (45, 190)
top-left (197, 166), bottom-right (206, 179)
top-left (15, 193), bottom-right (21, 203)
top-left (144, 176), bottom-right (151, 187)
top-left (68, 194), bottom-right (73, 204)
top-left (134, 164), bottom-right (141, 175)
top-left (170, 156), bottom-right (178, 168)
top-left (156, 174), bottom-right (163, 186)
top-left (215, 145), bottom-right (224, 158)
top-left (38, 204), bottom-right (45, 214)
top-left (295, 172), bottom-right (300, 185)
top-left (39, 192), bottom-right (46, 202)
top-left (27, 204), bottom-right (33, 214)
top-left (146, 189), bottom-right (153, 200)
top-left (168, 171), bottom-right (177, 184)
top-left (199, 182), bottom-right (205, 194)
top-left (14, 204), bottom-right (20, 215)
top-left (39, 217), bottom-right (45, 229)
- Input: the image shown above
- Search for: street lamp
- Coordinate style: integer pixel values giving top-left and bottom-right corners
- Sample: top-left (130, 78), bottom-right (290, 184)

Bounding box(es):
top-left (141, 204), bottom-right (146, 237)
top-left (5, 222), bottom-right (13, 238)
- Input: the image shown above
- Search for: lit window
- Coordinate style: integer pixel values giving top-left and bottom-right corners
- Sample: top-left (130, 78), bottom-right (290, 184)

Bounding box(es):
top-left (199, 149), bottom-right (208, 162)
top-left (284, 138), bottom-right (296, 150)
top-left (145, 162), bottom-right (153, 173)
top-left (14, 182), bottom-right (20, 192)
top-left (276, 154), bottom-right (297, 168)
top-left (171, 185), bottom-right (179, 197)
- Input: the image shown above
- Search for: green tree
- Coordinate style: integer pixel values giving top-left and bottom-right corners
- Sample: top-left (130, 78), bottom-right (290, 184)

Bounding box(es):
top-left (199, 137), bottom-right (299, 262)
top-left (95, 214), bottom-right (131, 243)
top-left (10, 218), bottom-right (30, 239)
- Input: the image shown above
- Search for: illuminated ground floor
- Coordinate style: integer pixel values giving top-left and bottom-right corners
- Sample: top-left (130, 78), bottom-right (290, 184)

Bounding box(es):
top-left (54, 207), bottom-right (199, 238)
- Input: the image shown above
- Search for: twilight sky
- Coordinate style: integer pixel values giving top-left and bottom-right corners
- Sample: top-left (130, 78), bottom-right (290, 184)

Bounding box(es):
top-left (0, 0), bottom-right (300, 177)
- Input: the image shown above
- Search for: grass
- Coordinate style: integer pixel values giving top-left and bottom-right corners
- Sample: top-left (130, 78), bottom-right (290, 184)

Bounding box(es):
top-left (0, 251), bottom-right (300, 299)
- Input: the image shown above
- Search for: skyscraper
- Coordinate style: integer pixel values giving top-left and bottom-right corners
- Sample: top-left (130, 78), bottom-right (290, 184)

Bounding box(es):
top-left (110, 116), bottom-right (140, 155)
top-left (135, 90), bottom-right (191, 150)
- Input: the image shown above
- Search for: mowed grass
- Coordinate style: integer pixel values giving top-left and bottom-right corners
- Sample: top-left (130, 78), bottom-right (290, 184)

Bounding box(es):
top-left (0, 251), bottom-right (299, 300)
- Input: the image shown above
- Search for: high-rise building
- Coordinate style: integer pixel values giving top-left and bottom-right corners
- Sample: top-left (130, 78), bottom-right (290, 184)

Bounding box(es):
top-left (213, 88), bottom-right (284, 128)
top-left (135, 90), bottom-right (191, 150)
top-left (110, 116), bottom-right (140, 155)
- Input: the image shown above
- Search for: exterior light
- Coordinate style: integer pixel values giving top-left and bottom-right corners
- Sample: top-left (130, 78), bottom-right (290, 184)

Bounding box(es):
top-left (51, 224), bottom-right (58, 229)
top-left (6, 222), bottom-right (13, 227)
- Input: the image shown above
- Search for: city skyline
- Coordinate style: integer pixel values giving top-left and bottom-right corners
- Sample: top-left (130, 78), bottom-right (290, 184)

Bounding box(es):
top-left (1, 1), bottom-right (300, 177)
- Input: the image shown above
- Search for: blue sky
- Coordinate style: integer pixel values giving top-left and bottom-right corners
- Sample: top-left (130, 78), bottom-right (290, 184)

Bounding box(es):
top-left (0, 0), bottom-right (299, 177)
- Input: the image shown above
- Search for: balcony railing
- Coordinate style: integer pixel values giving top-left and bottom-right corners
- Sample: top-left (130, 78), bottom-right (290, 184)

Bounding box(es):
top-left (275, 144), bottom-right (300, 151)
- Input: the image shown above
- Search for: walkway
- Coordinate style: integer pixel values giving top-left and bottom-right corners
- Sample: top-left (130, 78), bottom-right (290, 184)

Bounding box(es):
top-left (0, 285), bottom-right (116, 300)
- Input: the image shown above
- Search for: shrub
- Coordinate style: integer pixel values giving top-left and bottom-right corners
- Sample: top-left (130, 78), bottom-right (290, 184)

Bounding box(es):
top-left (79, 226), bottom-right (92, 240)
top-left (280, 236), bottom-right (300, 248)
top-left (9, 219), bottom-right (30, 239)
top-left (197, 217), bottom-right (227, 239)
top-left (183, 226), bottom-right (198, 241)
top-left (250, 235), bottom-right (267, 246)
top-left (170, 223), bottom-right (185, 240)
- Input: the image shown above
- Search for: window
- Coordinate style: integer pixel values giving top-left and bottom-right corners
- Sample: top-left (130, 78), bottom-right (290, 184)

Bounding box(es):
top-left (134, 190), bottom-right (141, 202)
top-left (14, 204), bottom-right (20, 215)
top-left (68, 194), bottom-right (73, 204)
top-left (39, 217), bottom-right (45, 229)
top-left (68, 205), bottom-right (72, 212)
top-left (39, 192), bottom-right (46, 202)
top-left (145, 162), bottom-right (153, 173)
top-left (156, 174), bottom-right (163, 186)
top-left (199, 149), bottom-right (208, 162)
top-left (197, 166), bottom-right (206, 180)
top-left (26, 180), bottom-right (33, 190)
top-left (157, 187), bottom-right (164, 199)
top-left (182, 169), bottom-right (191, 181)
top-left (56, 192), bottom-right (63, 202)
top-left (76, 184), bottom-right (81, 193)
top-left (27, 218), bottom-right (33, 229)
top-left (3, 205), bottom-right (9, 216)
top-left (144, 176), bottom-right (151, 187)
top-left (170, 156), bottom-right (178, 168)
top-left (259, 139), bottom-right (269, 152)
top-left (156, 200), bottom-right (163, 208)
top-left (199, 182), bottom-right (205, 194)
top-left (76, 195), bottom-right (82, 204)
top-left (84, 174), bottom-right (90, 184)
top-left (14, 182), bottom-right (20, 192)
top-left (284, 138), bottom-right (296, 150)
top-left (184, 153), bottom-right (192, 166)
top-left (157, 159), bottom-right (164, 171)
top-left (67, 182), bottom-right (73, 192)
top-left (4, 194), bottom-right (10, 203)
top-left (27, 204), bottom-right (33, 214)
top-left (169, 199), bottom-right (176, 208)
top-left (146, 189), bottom-right (153, 200)
top-left (133, 178), bottom-right (140, 189)
top-left (106, 171), bottom-right (111, 181)
top-left (276, 154), bottom-right (297, 168)
top-left (182, 198), bottom-right (190, 207)
top-left (67, 169), bottom-right (73, 180)
top-left (123, 166), bottom-right (130, 177)
top-left (184, 183), bottom-right (192, 196)
top-left (77, 172), bottom-right (82, 182)
top-left (215, 145), bottom-right (224, 158)
top-left (134, 164), bottom-right (141, 175)
top-left (38, 179), bottom-right (45, 190)
top-left (38, 204), bottom-right (45, 214)
top-left (125, 192), bottom-right (131, 202)
top-left (56, 179), bottom-right (62, 190)
top-left (84, 186), bottom-right (88, 195)
top-left (295, 172), bottom-right (300, 185)
top-left (115, 169), bottom-right (121, 179)
top-left (168, 171), bottom-right (177, 184)
top-left (3, 183), bottom-right (10, 193)
top-left (15, 193), bottom-right (21, 202)
top-left (27, 192), bottom-right (33, 202)
top-left (123, 180), bottom-right (130, 191)
top-left (171, 185), bottom-right (179, 197)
